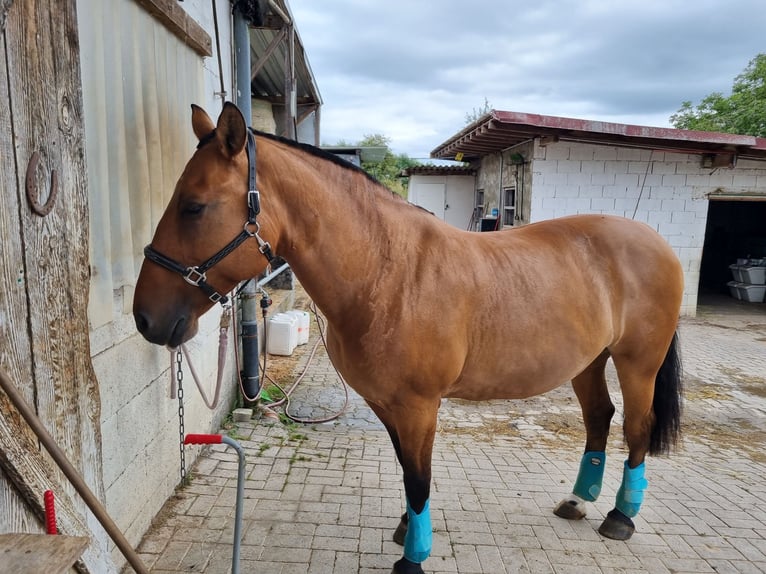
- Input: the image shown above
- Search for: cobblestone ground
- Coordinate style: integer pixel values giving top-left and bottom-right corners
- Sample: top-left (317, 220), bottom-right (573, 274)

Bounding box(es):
top-left (131, 296), bottom-right (766, 574)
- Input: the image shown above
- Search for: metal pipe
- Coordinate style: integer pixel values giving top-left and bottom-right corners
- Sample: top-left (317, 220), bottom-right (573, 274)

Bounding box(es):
top-left (239, 281), bottom-right (260, 402)
top-left (255, 262), bottom-right (290, 288)
top-left (233, 2), bottom-right (260, 402)
top-left (222, 435), bottom-right (246, 574)
top-left (0, 369), bottom-right (149, 574)
top-left (184, 434), bottom-right (245, 574)
top-left (268, 0), bottom-right (291, 25)
top-left (233, 4), bottom-right (252, 121)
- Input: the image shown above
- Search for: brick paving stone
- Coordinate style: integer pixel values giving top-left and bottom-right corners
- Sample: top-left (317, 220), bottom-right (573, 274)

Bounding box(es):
top-left (127, 302), bottom-right (766, 573)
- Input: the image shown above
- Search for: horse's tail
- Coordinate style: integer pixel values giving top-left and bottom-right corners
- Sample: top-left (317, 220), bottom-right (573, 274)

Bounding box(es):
top-left (649, 331), bottom-right (683, 456)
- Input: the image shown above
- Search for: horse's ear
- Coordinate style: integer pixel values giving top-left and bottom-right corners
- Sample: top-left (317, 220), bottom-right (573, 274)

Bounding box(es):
top-left (215, 102), bottom-right (247, 158)
top-left (191, 104), bottom-right (215, 141)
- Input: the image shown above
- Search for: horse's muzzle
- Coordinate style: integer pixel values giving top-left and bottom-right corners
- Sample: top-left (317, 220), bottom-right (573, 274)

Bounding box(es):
top-left (134, 309), bottom-right (194, 347)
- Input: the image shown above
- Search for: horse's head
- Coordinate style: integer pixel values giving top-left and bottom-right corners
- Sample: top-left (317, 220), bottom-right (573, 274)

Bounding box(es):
top-left (133, 103), bottom-right (274, 347)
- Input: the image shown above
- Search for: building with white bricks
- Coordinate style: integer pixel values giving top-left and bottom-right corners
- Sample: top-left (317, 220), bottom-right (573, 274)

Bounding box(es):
top-left (412, 111), bottom-right (766, 316)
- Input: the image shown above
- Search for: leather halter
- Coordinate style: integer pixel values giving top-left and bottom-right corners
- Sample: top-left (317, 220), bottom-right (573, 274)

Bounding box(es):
top-left (143, 129), bottom-right (275, 306)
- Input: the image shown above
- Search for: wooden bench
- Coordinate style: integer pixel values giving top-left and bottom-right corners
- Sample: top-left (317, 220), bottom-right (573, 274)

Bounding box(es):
top-left (0, 533), bottom-right (89, 574)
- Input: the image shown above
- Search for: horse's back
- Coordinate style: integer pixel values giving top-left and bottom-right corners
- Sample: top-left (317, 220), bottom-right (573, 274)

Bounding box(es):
top-left (440, 214), bottom-right (683, 400)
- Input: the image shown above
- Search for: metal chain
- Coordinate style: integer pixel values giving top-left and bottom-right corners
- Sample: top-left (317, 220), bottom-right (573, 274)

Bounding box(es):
top-left (175, 348), bottom-right (187, 485)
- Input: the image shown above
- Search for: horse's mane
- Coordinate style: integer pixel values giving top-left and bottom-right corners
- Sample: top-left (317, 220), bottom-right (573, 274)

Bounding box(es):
top-left (253, 129), bottom-right (381, 185)
top-left (196, 127), bottom-right (417, 207)
top-left (197, 127), bottom-right (381, 185)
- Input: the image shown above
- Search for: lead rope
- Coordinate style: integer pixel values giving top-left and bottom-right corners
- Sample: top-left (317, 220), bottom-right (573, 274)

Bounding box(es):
top-left (179, 307), bottom-right (232, 409)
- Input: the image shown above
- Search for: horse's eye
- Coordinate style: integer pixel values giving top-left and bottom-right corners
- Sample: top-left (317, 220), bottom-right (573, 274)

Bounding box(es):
top-left (182, 202), bottom-right (205, 216)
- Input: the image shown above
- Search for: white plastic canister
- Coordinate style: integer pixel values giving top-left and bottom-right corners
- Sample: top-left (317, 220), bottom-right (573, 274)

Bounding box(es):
top-left (267, 313), bottom-right (299, 356)
top-left (286, 310), bottom-right (311, 345)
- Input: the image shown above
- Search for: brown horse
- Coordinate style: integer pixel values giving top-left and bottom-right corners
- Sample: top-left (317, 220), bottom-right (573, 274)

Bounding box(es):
top-left (133, 103), bottom-right (684, 574)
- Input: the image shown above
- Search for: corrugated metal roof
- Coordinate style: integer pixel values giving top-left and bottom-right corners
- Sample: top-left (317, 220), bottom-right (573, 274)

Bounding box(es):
top-left (431, 110), bottom-right (766, 161)
top-left (248, 0), bottom-right (321, 107)
top-left (402, 165), bottom-right (476, 176)
top-left (321, 146), bottom-right (388, 163)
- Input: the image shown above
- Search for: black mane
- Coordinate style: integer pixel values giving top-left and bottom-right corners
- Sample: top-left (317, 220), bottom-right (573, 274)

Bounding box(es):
top-left (195, 127), bottom-right (379, 186)
top-left (251, 128), bottom-right (381, 186)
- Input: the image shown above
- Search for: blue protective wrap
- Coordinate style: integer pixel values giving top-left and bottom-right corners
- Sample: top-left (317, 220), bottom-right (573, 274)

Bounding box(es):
top-left (615, 460), bottom-right (648, 518)
top-left (404, 498), bottom-right (432, 563)
top-left (572, 451), bottom-right (606, 501)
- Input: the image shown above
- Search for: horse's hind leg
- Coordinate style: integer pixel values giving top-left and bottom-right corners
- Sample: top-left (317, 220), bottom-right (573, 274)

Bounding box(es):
top-left (554, 350), bottom-right (615, 520)
top-left (598, 330), bottom-right (681, 541)
top-left (367, 398), bottom-right (440, 574)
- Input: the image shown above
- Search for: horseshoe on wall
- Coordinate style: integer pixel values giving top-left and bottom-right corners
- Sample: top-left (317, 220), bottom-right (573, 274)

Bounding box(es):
top-left (25, 151), bottom-right (59, 217)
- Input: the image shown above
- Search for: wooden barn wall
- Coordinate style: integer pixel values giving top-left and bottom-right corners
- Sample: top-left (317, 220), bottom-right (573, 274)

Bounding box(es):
top-left (0, 0), bottom-right (112, 571)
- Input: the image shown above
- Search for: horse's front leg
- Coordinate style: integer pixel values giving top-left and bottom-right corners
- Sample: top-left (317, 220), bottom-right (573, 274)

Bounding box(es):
top-left (368, 399), bottom-right (440, 574)
top-left (554, 353), bottom-right (614, 521)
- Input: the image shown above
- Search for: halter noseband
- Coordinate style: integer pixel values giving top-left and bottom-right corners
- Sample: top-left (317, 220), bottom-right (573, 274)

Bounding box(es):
top-left (143, 129), bottom-right (275, 306)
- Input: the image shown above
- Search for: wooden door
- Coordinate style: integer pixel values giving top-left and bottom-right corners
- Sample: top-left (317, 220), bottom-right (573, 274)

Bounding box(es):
top-left (0, 0), bottom-right (110, 571)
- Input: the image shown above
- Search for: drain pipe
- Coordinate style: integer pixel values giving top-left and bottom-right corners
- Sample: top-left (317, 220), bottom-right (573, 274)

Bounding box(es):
top-left (0, 369), bottom-right (149, 574)
top-left (233, 4), bottom-right (262, 403)
top-left (239, 281), bottom-right (260, 403)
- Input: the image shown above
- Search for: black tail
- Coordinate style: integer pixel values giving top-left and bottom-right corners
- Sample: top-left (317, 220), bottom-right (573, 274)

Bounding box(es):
top-left (649, 331), bottom-right (683, 455)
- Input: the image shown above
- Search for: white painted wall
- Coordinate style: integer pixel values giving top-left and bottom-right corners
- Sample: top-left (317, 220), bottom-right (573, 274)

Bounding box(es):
top-left (84, 1), bottom-right (238, 567)
top-left (409, 174), bottom-right (476, 230)
top-left (527, 140), bottom-right (766, 315)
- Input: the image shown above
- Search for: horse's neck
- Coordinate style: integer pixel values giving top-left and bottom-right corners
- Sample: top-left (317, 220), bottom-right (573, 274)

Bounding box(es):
top-left (268, 149), bottom-right (400, 324)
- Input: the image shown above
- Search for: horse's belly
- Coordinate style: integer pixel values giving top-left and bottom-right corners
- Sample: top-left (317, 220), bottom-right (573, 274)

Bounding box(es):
top-left (443, 372), bottom-right (566, 401)
top-left (443, 346), bottom-right (598, 401)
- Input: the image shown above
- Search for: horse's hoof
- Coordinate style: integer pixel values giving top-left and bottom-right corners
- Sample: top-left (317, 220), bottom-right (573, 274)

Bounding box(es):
top-left (598, 508), bottom-right (635, 540)
top-left (391, 557), bottom-right (425, 574)
top-left (553, 495), bottom-right (587, 520)
top-left (393, 512), bottom-right (408, 545)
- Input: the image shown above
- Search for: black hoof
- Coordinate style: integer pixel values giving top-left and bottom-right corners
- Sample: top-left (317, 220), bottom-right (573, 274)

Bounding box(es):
top-left (391, 557), bottom-right (425, 574)
top-left (598, 508), bottom-right (636, 540)
top-left (393, 512), bottom-right (408, 546)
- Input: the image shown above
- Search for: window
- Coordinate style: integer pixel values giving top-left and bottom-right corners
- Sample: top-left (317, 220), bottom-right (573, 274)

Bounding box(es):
top-left (503, 187), bottom-right (516, 226)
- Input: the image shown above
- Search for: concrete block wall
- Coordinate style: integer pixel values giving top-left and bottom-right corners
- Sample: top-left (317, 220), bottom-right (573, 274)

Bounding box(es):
top-left (529, 140), bottom-right (766, 315)
top-left (88, 1), bottom-right (240, 566)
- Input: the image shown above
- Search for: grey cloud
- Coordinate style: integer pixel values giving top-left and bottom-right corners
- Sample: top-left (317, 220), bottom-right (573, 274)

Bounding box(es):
top-left (290, 0), bottom-right (766, 155)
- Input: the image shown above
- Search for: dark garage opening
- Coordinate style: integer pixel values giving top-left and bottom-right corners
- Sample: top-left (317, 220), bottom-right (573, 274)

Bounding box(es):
top-left (699, 199), bottom-right (766, 298)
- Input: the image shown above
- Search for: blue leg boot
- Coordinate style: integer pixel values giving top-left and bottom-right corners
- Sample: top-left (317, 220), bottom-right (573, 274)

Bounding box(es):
top-left (599, 460), bottom-right (648, 540)
top-left (554, 451), bottom-right (606, 520)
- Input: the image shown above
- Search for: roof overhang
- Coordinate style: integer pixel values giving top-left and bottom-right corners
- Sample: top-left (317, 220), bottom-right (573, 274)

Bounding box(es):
top-left (247, 1), bottom-right (322, 109)
top-left (402, 166), bottom-right (476, 177)
top-left (431, 110), bottom-right (766, 162)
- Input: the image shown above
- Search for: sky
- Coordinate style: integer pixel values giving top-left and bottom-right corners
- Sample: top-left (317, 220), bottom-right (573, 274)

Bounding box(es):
top-left (287, 0), bottom-right (766, 160)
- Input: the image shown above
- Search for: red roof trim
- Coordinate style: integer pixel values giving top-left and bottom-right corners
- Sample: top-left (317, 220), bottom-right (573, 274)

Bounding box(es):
top-left (431, 110), bottom-right (766, 160)
top-left (490, 111), bottom-right (756, 146)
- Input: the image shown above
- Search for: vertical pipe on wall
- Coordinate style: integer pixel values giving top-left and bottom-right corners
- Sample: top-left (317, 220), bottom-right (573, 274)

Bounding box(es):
top-left (233, 4), bottom-right (259, 402)
top-left (284, 23), bottom-right (296, 139)
top-left (233, 5), bottom-right (251, 122)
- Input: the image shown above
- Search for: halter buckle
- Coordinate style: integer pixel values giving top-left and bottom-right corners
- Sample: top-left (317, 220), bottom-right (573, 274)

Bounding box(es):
top-left (183, 267), bottom-right (206, 287)
top-left (208, 291), bottom-right (227, 305)
top-left (248, 189), bottom-right (261, 218)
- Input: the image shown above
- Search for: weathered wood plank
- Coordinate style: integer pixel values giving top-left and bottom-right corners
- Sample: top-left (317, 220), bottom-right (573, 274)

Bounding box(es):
top-left (6, 0), bottom-right (85, 520)
top-left (1, 0), bottom-right (109, 571)
top-left (133, 0), bottom-right (212, 56)
top-left (0, 533), bottom-right (89, 574)
top-left (0, 0), bottom-right (46, 537)
top-left (0, 0), bottom-right (36, 445)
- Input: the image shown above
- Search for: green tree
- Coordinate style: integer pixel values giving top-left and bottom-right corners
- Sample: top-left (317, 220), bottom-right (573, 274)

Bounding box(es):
top-left (670, 54), bottom-right (766, 136)
top-left (356, 134), bottom-right (420, 198)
